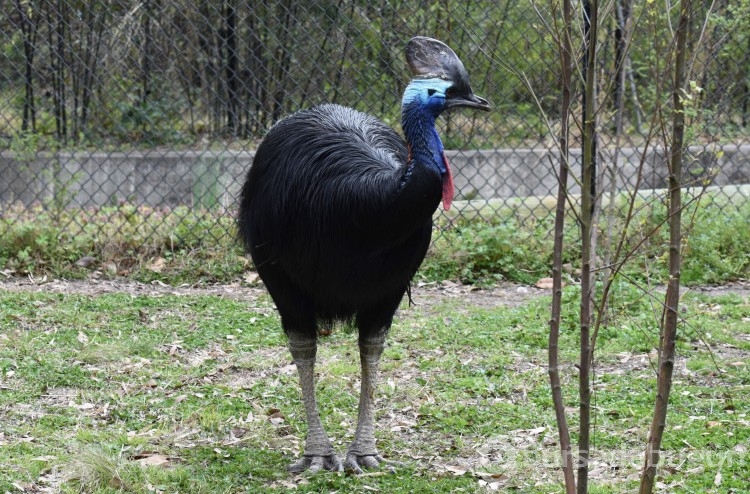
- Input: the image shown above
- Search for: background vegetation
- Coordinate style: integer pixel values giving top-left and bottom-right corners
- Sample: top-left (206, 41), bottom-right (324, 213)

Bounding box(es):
top-left (1, 193), bottom-right (748, 288)
top-left (1, 1), bottom-right (749, 149)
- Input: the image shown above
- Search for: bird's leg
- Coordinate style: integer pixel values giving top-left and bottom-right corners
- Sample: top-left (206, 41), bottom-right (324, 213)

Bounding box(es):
top-left (344, 333), bottom-right (402, 473)
top-left (287, 333), bottom-right (343, 474)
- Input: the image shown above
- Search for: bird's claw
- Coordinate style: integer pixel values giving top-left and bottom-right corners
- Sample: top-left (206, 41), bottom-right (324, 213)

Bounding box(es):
top-left (344, 452), bottom-right (405, 474)
top-left (288, 454), bottom-right (344, 475)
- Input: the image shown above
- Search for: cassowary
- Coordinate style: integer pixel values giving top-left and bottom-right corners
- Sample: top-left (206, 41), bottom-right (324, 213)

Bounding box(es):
top-left (238, 36), bottom-right (490, 474)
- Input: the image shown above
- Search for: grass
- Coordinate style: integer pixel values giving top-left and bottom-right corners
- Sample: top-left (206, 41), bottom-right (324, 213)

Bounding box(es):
top-left (424, 192), bottom-right (750, 286)
top-left (1, 282), bottom-right (748, 493)
top-left (2, 191), bottom-right (749, 287)
top-left (0, 201), bottom-right (245, 283)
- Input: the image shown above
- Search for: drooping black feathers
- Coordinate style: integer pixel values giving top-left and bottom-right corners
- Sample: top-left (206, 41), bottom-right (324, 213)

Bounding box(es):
top-left (238, 104), bottom-right (438, 336)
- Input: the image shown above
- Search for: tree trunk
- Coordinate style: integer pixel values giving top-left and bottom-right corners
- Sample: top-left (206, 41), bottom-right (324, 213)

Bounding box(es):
top-left (16, 0), bottom-right (37, 133)
top-left (638, 1), bottom-right (690, 492)
top-left (80, 5), bottom-right (106, 134)
top-left (272, 0), bottom-right (297, 122)
top-left (245, 5), bottom-right (265, 134)
top-left (51, 0), bottom-right (68, 143)
top-left (612, 0), bottom-right (629, 130)
top-left (330, 0), bottom-right (356, 104)
top-left (549, 1), bottom-right (576, 492)
top-left (141, 0), bottom-right (153, 109)
top-left (578, 1), bottom-right (599, 492)
top-left (222, 0), bottom-right (240, 135)
top-left (198, 1), bottom-right (222, 134)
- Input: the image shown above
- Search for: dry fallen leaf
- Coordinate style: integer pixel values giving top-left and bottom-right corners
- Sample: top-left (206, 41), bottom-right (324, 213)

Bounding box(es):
top-left (443, 465), bottom-right (468, 476)
top-left (135, 453), bottom-right (172, 468)
top-left (535, 277), bottom-right (565, 289)
top-left (139, 309), bottom-right (150, 323)
top-left (74, 256), bottom-right (97, 268)
top-left (279, 364), bottom-right (297, 375)
top-left (148, 257), bottom-right (166, 273)
top-left (268, 408), bottom-right (286, 426)
top-left (231, 427), bottom-right (248, 438)
top-left (475, 472), bottom-right (509, 482)
top-left (243, 272), bottom-right (260, 285)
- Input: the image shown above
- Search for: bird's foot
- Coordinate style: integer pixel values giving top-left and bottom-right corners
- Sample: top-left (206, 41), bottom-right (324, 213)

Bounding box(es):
top-left (288, 453), bottom-right (344, 475)
top-left (344, 450), bottom-right (405, 474)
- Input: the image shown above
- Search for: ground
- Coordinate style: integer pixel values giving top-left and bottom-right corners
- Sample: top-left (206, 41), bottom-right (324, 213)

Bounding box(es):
top-left (1, 276), bottom-right (748, 306)
top-left (0, 276), bottom-right (545, 307)
top-left (1, 276), bottom-right (748, 492)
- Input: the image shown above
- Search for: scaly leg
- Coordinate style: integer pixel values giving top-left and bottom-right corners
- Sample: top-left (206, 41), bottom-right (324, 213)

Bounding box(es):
top-left (287, 333), bottom-right (343, 474)
top-left (344, 333), bottom-right (403, 473)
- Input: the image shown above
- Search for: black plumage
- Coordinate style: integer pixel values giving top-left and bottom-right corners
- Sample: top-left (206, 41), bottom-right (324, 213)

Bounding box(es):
top-left (239, 104), bottom-right (437, 336)
top-left (237, 36), bottom-right (489, 474)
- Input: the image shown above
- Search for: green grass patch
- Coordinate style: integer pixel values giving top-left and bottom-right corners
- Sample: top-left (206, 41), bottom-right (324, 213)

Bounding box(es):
top-left (1, 282), bottom-right (748, 492)
top-left (2, 188), bottom-right (749, 287)
top-left (0, 201), bottom-right (246, 283)
top-left (423, 191), bottom-right (750, 286)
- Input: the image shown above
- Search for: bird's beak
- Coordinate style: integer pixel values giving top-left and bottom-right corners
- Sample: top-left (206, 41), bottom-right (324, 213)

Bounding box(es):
top-left (445, 93), bottom-right (491, 112)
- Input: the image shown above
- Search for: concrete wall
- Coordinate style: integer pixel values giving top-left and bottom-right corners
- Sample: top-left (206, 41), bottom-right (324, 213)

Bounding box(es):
top-left (2, 144), bottom-right (749, 209)
top-left (0, 150), bottom-right (252, 209)
top-left (450, 144), bottom-right (750, 201)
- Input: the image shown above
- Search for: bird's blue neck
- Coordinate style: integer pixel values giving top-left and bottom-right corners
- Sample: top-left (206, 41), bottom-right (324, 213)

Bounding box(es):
top-left (400, 101), bottom-right (446, 176)
top-left (400, 78), bottom-right (451, 176)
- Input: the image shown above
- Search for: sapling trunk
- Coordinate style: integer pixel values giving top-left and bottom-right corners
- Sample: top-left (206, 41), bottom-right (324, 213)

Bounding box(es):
top-left (578, 1), bottom-right (599, 492)
top-left (638, 1), bottom-right (690, 492)
top-left (548, 0), bottom-right (576, 492)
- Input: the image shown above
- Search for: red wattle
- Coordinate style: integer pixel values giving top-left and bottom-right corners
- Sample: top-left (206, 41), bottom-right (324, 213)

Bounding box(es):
top-left (441, 153), bottom-right (454, 210)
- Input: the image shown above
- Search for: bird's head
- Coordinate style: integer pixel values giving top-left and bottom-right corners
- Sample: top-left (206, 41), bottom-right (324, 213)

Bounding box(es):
top-left (400, 37), bottom-right (490, 212)
top-left (401, 36), bottom-right (491, 117)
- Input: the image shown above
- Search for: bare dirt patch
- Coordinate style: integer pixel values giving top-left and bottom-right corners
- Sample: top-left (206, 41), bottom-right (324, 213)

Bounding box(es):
top-left (2, 276), bottom-right (747, 308)
top-left (0, 276), bottom-right (547, 310)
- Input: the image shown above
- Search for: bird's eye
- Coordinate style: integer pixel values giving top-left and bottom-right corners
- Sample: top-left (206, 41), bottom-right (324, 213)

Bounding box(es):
top-left (427, 89), bottom-right (437, 96)
top-left (445, 87), bottom-right (457, 98)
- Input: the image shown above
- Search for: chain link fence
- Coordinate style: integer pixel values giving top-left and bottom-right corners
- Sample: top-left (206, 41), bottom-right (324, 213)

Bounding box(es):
top-left (1, 1), bottom-right (749, 264)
